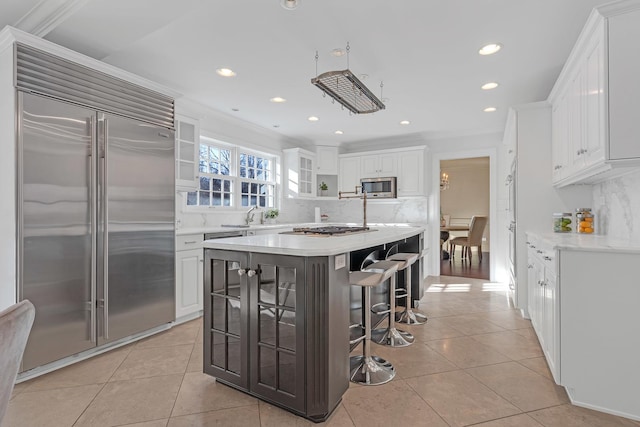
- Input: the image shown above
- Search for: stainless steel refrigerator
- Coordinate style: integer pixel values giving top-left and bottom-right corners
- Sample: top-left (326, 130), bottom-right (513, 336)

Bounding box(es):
top-left (18, 91), bottom-right (175, 371)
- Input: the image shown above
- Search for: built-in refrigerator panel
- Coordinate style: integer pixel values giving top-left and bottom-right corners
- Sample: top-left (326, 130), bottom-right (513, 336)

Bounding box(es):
top-left (97, 113), bottom-right (175, 344)
top-left (19, 92), bottom-right (97, 370)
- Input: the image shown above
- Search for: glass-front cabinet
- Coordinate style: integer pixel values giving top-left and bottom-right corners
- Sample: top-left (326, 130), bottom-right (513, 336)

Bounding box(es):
top-left (204, 250), bottom-right (305, 412)
top-left (249, 254), bottom-right (305, 411)
top-left (205, 251), bottom-right (248, 388)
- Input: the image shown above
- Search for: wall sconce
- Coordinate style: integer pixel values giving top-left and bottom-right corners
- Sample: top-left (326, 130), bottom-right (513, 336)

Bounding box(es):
top-left (440, 172), bottom-right (449, 191)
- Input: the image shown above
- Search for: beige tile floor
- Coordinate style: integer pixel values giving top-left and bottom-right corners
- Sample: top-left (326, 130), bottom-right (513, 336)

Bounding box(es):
top-left (7, 275), bottom-right (640, 427)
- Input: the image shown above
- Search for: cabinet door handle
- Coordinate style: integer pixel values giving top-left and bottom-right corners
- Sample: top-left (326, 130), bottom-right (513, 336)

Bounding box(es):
top-left (543, 256), bottom-right (553, 261)
top-left (184, 241), bottom-right (197, 244)
top-left (238, 269), bottom-right (246, 276)
top-left (576, 150), bottom-right (581, 156)
top-left (537, 250), bottom-right (543, 254)
top-left (530, 245), bottom-right (536, 249)
top-left (247, 270), bottom-right (256, 277)
top-left (528, 264), bottom-right (533, 269)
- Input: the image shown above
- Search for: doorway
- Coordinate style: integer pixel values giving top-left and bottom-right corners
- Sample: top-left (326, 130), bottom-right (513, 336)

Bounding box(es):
top-left (435, 155), bottom-right (492, 280)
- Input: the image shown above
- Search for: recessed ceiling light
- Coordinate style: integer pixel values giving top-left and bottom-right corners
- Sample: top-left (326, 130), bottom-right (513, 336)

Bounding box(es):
top-left (400, 120), bottom-right (410, 125)
top-left (478, 43), bottom-right (502, 55)
top-left (331, 48), bottom-right (346, 57)
top-left (308, 116), bottom-right (319, 122)
top-left (483, 107), bottom-right (497, 112)
top-left (481, 82), bottom-right (499, 90)
top-left (280, 0), bottom-right (300, 10)
top-left (270, 97), bottom-right (286, 103)
top-left (216, 68), bottom-right (236, 77)
top-left (335, 130), bottom-right (343, 135)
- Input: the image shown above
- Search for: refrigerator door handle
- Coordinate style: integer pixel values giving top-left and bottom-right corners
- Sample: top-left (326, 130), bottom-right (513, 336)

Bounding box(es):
top-left (102, 118), bottom-right (109, 340)
top-left (89, 115), bottom-right (97, 344)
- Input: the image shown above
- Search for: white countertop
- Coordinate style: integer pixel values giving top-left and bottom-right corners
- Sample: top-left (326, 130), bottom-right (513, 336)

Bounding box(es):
top-left (202, 225), bottom-right (425, 256)
top-left (526, 231), bottom-right (640, 254)
top-left (176, 223), bottom-right (297, 236)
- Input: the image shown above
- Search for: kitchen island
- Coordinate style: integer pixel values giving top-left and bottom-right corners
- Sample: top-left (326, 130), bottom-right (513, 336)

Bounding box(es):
top-left (201, 225), bottom-right (425, 422)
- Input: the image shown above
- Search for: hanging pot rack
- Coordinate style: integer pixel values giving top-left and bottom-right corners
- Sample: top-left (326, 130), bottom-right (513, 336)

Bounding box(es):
top-left (310, 43), bottom-right (386, 114)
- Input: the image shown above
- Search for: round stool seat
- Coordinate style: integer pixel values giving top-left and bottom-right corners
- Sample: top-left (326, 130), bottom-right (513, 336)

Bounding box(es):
top-left (349, 266), bottom-right (397, 287)
top-left (387, 252), bottom-right (418, 269)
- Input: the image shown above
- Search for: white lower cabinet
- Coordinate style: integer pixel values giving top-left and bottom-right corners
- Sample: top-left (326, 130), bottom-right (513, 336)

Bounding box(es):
top-left (526, 232), bottom-right (640, 421)
top-left (175, 233), bottom-right (204, 319)
top-left (527, 238), bottom-right (559, 383)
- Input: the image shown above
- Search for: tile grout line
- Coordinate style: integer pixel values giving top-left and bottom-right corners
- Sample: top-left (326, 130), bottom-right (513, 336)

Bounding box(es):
top-left (403, 375), bottom-right (456, 427)
top-left (70, 344), bottom-right (134, 427)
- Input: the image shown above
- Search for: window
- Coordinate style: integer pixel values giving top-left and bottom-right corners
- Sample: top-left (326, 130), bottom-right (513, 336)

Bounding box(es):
top-left (187, 139), bottom-right (276, 209)
top-left (239, 152), bottom-right (275, 208)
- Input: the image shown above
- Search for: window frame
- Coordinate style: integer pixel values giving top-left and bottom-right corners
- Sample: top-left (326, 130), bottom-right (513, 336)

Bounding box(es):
top-left (184, 137), bottom-right (279, 211)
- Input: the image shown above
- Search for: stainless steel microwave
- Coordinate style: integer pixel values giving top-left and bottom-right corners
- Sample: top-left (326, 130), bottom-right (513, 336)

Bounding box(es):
top-left (360, 177), bottom-right (397, 198)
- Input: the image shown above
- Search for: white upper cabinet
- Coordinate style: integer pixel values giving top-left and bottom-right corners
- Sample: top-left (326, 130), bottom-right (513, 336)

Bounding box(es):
top-left (551, 91), bottom-right (571, 182)
top-left (549, 5), bottom-right (640, 186)
top-left (284, 148), bottom-right (316, 198)
top-left (338, 156), bottom-right (361, 193)
top-left (175, 115), bottom-right (200, 192)
top-left (360, 153), bottom-right (397, 177)
top-left (338, 146), bottom-right (425, 197)
top-left (316, 146), bottom-right (339, 175)
top-left (397, 148), bottom-right (425, 197)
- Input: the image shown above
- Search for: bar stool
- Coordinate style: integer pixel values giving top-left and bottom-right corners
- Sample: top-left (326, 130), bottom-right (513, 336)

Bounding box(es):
top-left (387, 252), bottom-right (428, 325)
top-left (364, 260), bottom-right (414, 347)
top-left (349, 263), bottom-right (398, 385)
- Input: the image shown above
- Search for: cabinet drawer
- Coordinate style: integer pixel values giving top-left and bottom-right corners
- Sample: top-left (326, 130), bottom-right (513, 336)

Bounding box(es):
top-left (176, 234), bottom-right (204, 251)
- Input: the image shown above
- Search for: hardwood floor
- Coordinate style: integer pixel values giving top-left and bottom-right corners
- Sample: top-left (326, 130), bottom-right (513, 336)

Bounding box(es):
top-left (440, 247), bottom-right (490, 280)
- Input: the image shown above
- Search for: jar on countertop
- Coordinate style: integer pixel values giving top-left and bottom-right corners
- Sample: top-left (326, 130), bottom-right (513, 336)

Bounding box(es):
top-left (576, 208), bottom-right (595, 234)
top-left (553, 213), bottom-right (573, 233)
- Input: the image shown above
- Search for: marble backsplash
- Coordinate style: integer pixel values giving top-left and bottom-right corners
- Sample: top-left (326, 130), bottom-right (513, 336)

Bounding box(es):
top-left (279, 197), bottom-right (429, 225)
top-left (175, 191), bottom-right (429, 229)
top-left (592, 169), bottom-right (640, 240)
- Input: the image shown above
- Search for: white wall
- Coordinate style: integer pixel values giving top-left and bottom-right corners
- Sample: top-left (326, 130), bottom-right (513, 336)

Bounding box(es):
top-left (0, 42), bottom-right (17, 310)
top-left (592, 169), bottom-right (640, 240)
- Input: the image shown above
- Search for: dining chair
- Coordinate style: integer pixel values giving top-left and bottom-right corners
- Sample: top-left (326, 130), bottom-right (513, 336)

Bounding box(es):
top-left (450, 216), bottom-right (488, 262)
top-left (0, 300), bottom-right (35, 424)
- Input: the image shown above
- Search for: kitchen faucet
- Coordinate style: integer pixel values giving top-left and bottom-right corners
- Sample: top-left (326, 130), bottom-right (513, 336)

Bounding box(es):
top-left (338, 186), bottom-right (367, 228)
top-left (245, 205), bottom-right (258, 225)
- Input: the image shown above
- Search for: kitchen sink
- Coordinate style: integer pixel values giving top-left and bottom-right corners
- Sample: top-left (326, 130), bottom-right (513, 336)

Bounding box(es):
top-left (221, 224), bottom-right (250, 228)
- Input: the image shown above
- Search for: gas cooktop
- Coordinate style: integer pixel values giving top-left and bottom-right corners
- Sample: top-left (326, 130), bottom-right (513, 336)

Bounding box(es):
top-left (290, 226), bottom-right (371, 236)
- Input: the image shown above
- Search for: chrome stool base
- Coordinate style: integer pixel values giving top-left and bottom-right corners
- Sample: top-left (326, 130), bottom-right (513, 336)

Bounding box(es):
top-left (371, 326), bottom-right (414, 347)
top-left (349, 355), bottom-right (396, 385)
top-left (396, 309), bottom-right (428, 325)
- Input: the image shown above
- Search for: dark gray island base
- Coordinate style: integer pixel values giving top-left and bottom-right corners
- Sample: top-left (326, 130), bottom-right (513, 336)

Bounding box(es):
top-left (203, 229), bottom-right (424, 422)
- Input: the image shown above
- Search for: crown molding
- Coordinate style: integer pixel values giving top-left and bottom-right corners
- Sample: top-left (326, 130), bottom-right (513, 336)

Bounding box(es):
top-left (14, 0), bottom-right (91, 37)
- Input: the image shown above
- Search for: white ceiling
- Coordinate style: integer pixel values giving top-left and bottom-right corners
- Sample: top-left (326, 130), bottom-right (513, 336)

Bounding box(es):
top-left (1, 0), bottom-right (606, 145)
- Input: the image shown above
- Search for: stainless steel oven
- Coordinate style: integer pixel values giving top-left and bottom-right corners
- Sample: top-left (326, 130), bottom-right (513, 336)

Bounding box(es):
top-left (360, 177), bottom-right (397, 198)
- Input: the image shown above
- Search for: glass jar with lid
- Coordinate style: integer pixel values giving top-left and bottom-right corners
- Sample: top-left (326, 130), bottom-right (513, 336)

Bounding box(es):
top-left (576, 208), bottom-right (595, 234)
top-left (553, 213), bottom-right (573, 233)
